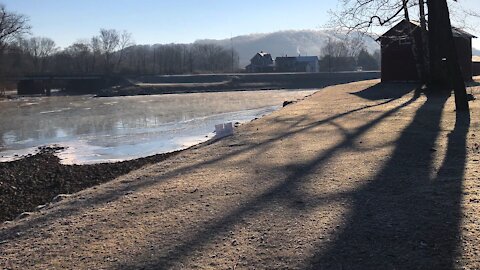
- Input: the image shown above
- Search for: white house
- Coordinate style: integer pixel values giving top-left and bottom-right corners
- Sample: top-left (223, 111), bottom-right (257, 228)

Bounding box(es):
top-left (295, 56), bottom-right (320, 73)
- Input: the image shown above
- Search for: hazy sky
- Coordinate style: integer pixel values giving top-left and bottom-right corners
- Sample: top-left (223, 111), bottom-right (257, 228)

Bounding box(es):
top-left (2, 0), bottom-right (480, 48)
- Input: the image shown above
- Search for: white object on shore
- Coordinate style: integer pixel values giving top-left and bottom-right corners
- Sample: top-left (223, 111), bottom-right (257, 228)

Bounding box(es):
top-left (215, 122), bottom-right (234, 138)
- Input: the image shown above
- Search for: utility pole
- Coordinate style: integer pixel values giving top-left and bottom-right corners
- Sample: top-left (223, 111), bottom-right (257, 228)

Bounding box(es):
top-left (230, 35), bottom-right (235, 73)
top-left (152, 47), bottom-right (156, 75)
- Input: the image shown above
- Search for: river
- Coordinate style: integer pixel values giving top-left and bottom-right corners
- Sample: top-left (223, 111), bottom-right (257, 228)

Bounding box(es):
top-left (0, 89), bottom-right (316, 164)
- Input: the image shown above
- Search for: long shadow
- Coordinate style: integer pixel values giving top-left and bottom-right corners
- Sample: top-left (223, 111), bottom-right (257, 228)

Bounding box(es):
top-left (111, 90), bottom-right (420, 269)
top-left (351, 82), bottom-right (420, 101)
top-left (466, 80), bottom-right (480, 87)
top-left (309, 96), bottom-right (470, 269)
top-left (0, 84), bottom-right (413, 242)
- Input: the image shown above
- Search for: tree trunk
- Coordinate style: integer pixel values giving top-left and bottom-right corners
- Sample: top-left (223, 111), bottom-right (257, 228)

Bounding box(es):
top-left (418, 0), bottom-right (430, 81)
top-left (402, 0), bottom-right (422, 82)
top-left (427, 0), bottom-right (469, 111)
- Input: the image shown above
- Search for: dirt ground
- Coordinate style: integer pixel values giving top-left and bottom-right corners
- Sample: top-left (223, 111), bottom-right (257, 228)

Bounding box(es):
top-left (1, 79), bottom-right (480, 269)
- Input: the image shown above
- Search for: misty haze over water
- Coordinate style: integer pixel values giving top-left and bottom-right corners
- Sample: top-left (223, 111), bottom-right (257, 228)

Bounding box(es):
top-left (0, 89), bottom-right (316, 164)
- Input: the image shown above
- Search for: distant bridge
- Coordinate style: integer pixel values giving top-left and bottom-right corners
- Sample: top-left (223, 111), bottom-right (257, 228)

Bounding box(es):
top-left (12, 75), bottom-right (112, 95)
top-left (16, 75), bottom-right (104, 80)
top-left (6, 71), bottom-right (381, 96)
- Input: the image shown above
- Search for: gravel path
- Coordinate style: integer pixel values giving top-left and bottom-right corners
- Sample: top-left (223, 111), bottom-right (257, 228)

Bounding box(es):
top-left (1, 79), bottom-right (479, 269)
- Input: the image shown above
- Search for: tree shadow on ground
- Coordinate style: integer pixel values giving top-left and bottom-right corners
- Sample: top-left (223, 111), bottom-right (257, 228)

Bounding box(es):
top-left (308, 96), bottom-right (470, 269)
top-left (466, 80), bottom-right (480, 87)
top-left (4, 83), bottom-right (448, 270)
top-left (0, 84), bottom-right (408, 242)
top-left (107, 88), bottom-right (421, 269)
top-left (351, 82), bottom-right (420, 101)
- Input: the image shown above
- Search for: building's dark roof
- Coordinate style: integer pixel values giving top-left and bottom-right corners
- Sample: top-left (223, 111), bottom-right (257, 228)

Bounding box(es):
top-left (257, 51), bottom-right (271, 58)
top-left (452, 27), bottom-right (477, 38)
top-left (275, 57), bottom-right (298, 63)
top-left (296, 56), bottom-right (319, 62)
top-left (250, 51), bottom-right (273, 63)
top-left (276, 56), bottom-right (319, 62)
top-left (378, 20), bottom-right (477, 40)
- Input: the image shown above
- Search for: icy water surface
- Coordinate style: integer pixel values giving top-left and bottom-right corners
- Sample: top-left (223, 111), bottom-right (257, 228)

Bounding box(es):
top-left (0, 90), bottom-right (316, 164)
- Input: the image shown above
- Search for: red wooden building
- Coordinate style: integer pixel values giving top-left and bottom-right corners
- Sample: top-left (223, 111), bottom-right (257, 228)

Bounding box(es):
top-left (473, 56), bottom-right (480, 76)
top-left (378, 20), bottom-right (476, 82)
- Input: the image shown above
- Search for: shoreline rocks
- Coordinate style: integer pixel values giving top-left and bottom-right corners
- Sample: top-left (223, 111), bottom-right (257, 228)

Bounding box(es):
top-left (0, 146), bottom-right (180, 222)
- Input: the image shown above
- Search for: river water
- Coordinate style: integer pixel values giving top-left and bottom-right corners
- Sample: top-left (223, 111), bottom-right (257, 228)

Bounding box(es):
top-left (0, 90), bottom-right (316, 164)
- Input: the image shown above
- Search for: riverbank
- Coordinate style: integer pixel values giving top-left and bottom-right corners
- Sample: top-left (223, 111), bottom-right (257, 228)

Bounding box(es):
top-left (1, 79), bottom-right (480, 269)
top-left (0, 146), bottom-right (182, 222)
top-left (98, 72), bottom-right (380, 96)
top-left (9, 72), bottom-right (379, 97)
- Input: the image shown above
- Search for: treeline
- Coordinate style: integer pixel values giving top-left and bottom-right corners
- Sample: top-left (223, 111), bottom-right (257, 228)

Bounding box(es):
top-left (0, 31), bottom-right (240, 77)
top-left (319, 38), bottom-right (380, 72)
top-left (0, 5), bottom-right (239, 78)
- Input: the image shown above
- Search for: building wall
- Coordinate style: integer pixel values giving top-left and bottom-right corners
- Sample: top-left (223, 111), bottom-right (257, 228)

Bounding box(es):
top-left (380, 21), bottom-right (473, 82)
top-left (455, 37), bottom-right (473, 81)
top-left (247, 54), bottom-right (274, 73)
top-left (473, 62), bottom-right (480, 76)
top-left (381, 37), bottom-right (420, 82)
top-left (276, 57), bottom-right (319, 73)
top-left (275, 57), bottom-right (297, 72)
top-left (382, 38), bottom-right (473, 82)
top-left (305, 61), bottom-right (319, 73)
top-left (251, 54), bottom-right (273, 66)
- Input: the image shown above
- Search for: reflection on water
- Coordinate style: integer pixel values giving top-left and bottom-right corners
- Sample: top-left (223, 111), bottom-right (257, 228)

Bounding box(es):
top-left (0, 90), bottom-right (316, 164)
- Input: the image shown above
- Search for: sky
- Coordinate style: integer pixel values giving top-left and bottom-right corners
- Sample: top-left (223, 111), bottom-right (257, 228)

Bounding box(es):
top-left (2, 0), bottom-right (480, 49)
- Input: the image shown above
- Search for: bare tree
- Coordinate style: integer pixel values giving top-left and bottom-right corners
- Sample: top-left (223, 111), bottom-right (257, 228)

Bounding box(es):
top-left (24, 37), bottom-right (57, 73)
top-left (65, 40), bottom-right (92, 74)
top-left (115, 30), bottom-right (134, 71)
top-left (1, 21), bottom-right (237, 78)
top-left (331, 0), bottom-right (474, 111)
top-left (320, 36), bottom-right (365, 72)
top-left (0, 4), bottom-right (30, 79)
top-left (90, 36), bottom-right (102, 73)
top-left (98, 29), bottom-right (120, 73)
top-left (322, 38), bottom-right (349, 58)
top-left (0, 4), bottom-right (30, 53)
top-left (330, 0), bottom-right (408, 34)
top-left (190, 43), bottom-right (238, 73)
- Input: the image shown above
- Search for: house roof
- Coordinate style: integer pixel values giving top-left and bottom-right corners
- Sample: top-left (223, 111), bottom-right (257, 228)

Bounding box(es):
top-left (275, 56), bottom-right (297, 61)
top-left (378, 20), bottom-right (477, 40)
top-left (296, 56), bottom-right (319, 62)
top-left (452, 27), bottom-right (477, 38)
top-left (276, 56), bottom-right (319, 62)
top-left (257, 51), bottom-right (271, 57)
top-left (250, 51), bottom-right (273, 62)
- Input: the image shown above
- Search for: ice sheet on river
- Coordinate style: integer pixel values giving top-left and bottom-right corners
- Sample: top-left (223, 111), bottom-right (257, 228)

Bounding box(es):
top-left (0, 89), bottom-right (316, 164)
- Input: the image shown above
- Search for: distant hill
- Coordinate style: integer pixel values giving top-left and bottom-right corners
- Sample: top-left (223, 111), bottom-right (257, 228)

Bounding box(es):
top-left (196, 30), bottom-right (380, 68)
